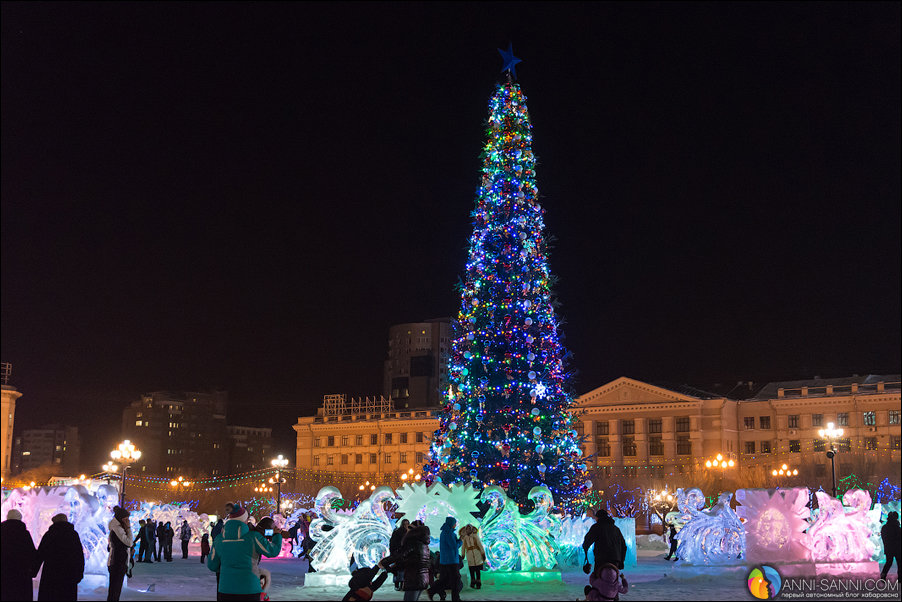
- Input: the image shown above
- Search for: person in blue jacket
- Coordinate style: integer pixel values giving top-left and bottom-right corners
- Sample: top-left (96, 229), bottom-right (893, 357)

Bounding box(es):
top-left (207, 506), bottom-right (282, 601)
top-left (427, 517), bottom-right (463, 602)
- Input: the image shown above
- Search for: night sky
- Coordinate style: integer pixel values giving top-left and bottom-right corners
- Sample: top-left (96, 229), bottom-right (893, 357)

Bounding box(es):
top-left (2, 3), bottom-right (899, 470)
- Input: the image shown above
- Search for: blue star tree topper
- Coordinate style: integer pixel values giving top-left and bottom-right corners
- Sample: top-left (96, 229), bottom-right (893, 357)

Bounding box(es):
top-left (498, 42), bottom-right (522, 79)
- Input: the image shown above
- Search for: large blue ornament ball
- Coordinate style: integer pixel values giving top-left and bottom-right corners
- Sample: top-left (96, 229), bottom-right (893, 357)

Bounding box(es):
top-left (533, 427), bottom-right (542, 436)
top-left (528, 371), bottom-right (537, 380)
top-left (452, 403), bottom-right (461, 411)
top-left (471, 451), bottom-right (480, 458)
top-left (563, 476), bottom-right (570, 485)
top-left (531, 408), bottom-right (540, 416)
top-left (527, 352), bottom-right (536, 361)
top-left (449, 422), bottom-right (458, 430)
top-left (463, 351), bottom-right (472, 359)
top-left (535, 444), bottom-right (545, 454)
top-left (469, 469), bottom-right (478, 478)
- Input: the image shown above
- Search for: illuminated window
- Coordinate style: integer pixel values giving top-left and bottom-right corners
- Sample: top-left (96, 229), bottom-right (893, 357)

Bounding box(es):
top-left (355, 435), bottom-right (363, 445)
top-left (136, 420), bottom-right (143, 426)
top-left (863, 412), bottom-right (876, 426)
top-left (837, 413), bottom-right (849, 426)
top-left (745, 441), bottom-right (756, 454)
top-left (893, 437), bottom-right (901, 450)
top-left (789, 440), bottom-right (800, 453)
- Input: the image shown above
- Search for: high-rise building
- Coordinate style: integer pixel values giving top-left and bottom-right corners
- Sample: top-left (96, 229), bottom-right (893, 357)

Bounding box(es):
top-left (1, 362), bottom-right (22, 480)
top-left (121, 391), bottom-right (228, 477)
top-left (227, 425), bottom-right (273, 472)
top-left (12, 425), bottom-right (81, 475)
top-left (383, 319), bottom-right (451, 409)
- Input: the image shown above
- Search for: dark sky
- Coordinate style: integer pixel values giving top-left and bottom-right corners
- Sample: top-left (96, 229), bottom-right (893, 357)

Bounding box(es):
top-left (2, 2), bottom-right (899, 470)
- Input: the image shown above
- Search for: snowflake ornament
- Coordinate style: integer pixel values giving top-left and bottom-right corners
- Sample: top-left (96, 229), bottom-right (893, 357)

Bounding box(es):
top-left (395, 482), bottom-right (480, 536)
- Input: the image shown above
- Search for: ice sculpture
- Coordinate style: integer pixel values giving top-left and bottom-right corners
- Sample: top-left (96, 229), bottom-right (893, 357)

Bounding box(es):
top-left (804, 489), bottom-right (875, 564)
top-left (736, 488), bottom-right (810, 565)
top-left (674, 491), bottom-right (744, 566)
top-left (613, 517), bottom-right (637, 568)
top-left (555, 512), bottom-right (636, 568)
top-left (308, 486), bottom-right (397, 573)
top-left (394, 482), bottom-right (480, 538)
top-left (871, 500), bottom-right (901, 562)
top-left (478, 485), bottom-right (559, 571)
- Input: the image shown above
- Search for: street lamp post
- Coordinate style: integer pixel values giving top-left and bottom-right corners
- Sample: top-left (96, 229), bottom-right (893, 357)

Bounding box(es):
top-left (818, 422), bottom-right (844, 497)
top-left (704, 453), bottom-right (736, 492)
top-left (771, 463), bottom-right (799, 479)
top-left (169, 475), bottom-right (193, 499)
top-left (110, 440), bottom-right (141, 507)
top-left (270, 455), bottom-right (289, 517)
top-left (102, 462), bottom-right (119, 485)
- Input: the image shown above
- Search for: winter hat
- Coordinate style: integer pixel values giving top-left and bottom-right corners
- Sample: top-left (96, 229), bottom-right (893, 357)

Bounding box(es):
top-left (228, 506), bottom-right (249, 523)
top-left (113, 506), bottom-right (130, 520)
top-left (51, 513), bottom-right (68, 523)
top-left (6, 509), bottom-right (22, 521)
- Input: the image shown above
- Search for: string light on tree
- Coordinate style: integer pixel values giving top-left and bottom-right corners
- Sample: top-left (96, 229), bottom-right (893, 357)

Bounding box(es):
top-left (425, 47), bottom-right (588, 510)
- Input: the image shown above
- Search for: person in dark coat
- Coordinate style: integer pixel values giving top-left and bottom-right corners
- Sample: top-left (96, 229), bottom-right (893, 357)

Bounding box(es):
top-left (341, 565), bottom-right (390, 602)
top-left (389, 519), bottom-right (410, 590)
top-left (179, 520), bottom-right (191, 559)
top-left (144, 520), bottom-right (156, 563)
top-left (427, 517), bottom-right (463, 602)
top-left (663, 522), bottom-right (678, 561)
top-left (210, 518), bottom-right (224, 541)
top-left (33, 513), bottom-right (84, 601)
top-left (133, 520), bottom-right (146, 564)
top-left (155, 521), bottom-right (166, 561)
top-left (881, 511), bottom-right (901, 581)
top-left (382, 524), bottom-right (432, 602)
top-left (162, 522), bottom-right (174, 562)
top-left (107, 506), bottom-right (133, 602)
top-left (1, 509), bottom-right (37, 601)
top-left (582, 508), bottom-right (626, 571)
top-left (200, 533), bottom-right (210, 564)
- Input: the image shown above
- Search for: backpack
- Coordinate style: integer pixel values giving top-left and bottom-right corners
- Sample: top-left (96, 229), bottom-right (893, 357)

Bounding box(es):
top-left (587, 564), bottom-right (622, 601)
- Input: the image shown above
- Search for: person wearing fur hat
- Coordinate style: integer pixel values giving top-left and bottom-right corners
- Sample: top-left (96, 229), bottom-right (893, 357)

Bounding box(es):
top-left (207, 505), bottom-right (282, 601)
top-left (2, 508), bottom-right (37, 601)
top-left (33, 513), bottom-right (84, 601)
top-left (107, 506), bottom-right (133, 602)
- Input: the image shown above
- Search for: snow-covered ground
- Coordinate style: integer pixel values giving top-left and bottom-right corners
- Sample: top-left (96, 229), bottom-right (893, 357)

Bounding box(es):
top-left (53, 544), bottom-right (759, 601)
top-left (55, 544), bottom-right (894, 601)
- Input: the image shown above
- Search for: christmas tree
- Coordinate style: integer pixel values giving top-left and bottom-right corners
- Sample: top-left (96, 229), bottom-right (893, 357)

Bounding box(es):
top-left (425, 47), bottom-right (589, 510)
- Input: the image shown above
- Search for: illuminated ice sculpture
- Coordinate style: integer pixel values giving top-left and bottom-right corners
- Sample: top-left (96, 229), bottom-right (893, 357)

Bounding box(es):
top-left (804, 489), bottom-right (876, 567)
top-left (736, 488), bottom-right (811, 565)
top-left (394, 481), bottom-right (481, 537)
top-left (673, 491), bottom-right (744, 566)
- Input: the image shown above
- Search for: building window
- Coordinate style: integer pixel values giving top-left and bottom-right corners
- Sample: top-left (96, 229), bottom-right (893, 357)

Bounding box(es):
top-left (400, 433), bottom-right (408, 444)
top-left (621, 420), bottom-right (635, 435)
top-left (385, 433), bottom-right (393, 445)
top-left (675, 417), bottom-right (690, 432)
top-left (596, 438), bottom-right (610, 457)
top-left (416, 432), bottom-right (424, 443)
top-left (341, 454), bottom-right (349, 465)
top-left (385, 453), bottom-right (392, 464)
top-left (812, 414), bottom-right (823, 427)
top-left (789, 440), bottom-right (800, 453)
top-left (865, 437), bottom-right (878, 451)
top-left (356, 435), bottom-right (363, 446)
top-left (135, 420), bottom-right (143, 426)
top-left (760, 441), bottom-right (771, 454)
top-left (328, 436), bottom-right (335, 446)
top-left (788, 415), bottom-right (799, 429)
top-left (745, 441), bottom-right (756, 454)
top-left (371, 434), bottom-right (378, 445)
top-left (400, 452), bottom-right (408, 464)
top-left (648, 419), bottom-right (662, 434)
top-left (759, 416), bottom-right (771, 430)
top-left (676, 436), bottom-right (691, 455)
top-left (890, 410), bottom-right (901, 425)
top-left (893, 437), bottom-right (901, 451)
top-left (341, 436), bottom-right (349, 446)
top-left (313, 438), bottom-right (321, 448)
top-left (370, 453), bottom-right (377, 464)
top-left (622, 437), bottom-right (636, 457)
top-left (649, 436), bottom-right (663, 456)
top-left (838, 437), bottom-right (851, 453)
top-left (416, 452), bottom-right (424, 464)
top-left (814, 439), bottom-right (825, 452)
top-left (327, 455), bottom-right (334, 465)
top-left (596, 421), bottom-right (609, 436)
top-left (313, 456), bottom-right (320, 466)
top-left (355, 454), bottom-right (362, 464)
top-left (863, 412), bottom-right (876, 426)
top-left (837, 413), bottom-right (849, 426)
top-left (743, 417), bottom-right (755, 430)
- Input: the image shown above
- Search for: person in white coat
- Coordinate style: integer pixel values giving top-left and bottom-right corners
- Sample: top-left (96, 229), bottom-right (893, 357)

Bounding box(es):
top-left (107, 506), bottom-right (133, 602)
top-left (459, 524), bottom-right (487, 590)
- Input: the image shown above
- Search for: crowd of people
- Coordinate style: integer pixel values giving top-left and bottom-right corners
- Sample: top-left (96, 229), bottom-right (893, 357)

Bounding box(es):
top-left (2, 501), bottom-right (900, 601)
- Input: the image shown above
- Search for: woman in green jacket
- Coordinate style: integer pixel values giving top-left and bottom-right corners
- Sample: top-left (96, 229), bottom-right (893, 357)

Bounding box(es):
top-left (207, 508), bottom-right (283, 601)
